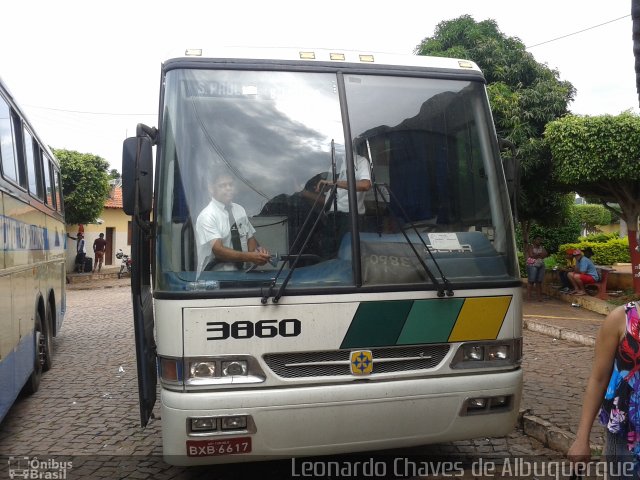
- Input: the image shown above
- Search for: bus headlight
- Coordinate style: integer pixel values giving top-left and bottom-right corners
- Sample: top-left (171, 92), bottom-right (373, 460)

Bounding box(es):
top-left (190, 361), bottom-right (216, 378)
top-left (191, 417), bottom-right (217, 432)
top-left (460, 395), bottom-right (513, 415)
top-left (187, 415), bottom-right (257, 436)
top-left (222, 360), bottom-right (248, 376)
top-left (221, 415), bottom-right (247, 430)
top-left (487, 345), bottom-right (509, 360)
top-left (464, 345), bottom-right (484, 361)
top-left (183, 356), bottom-right (265, 387)
top-left (450, 338), bottom-right (522, 369)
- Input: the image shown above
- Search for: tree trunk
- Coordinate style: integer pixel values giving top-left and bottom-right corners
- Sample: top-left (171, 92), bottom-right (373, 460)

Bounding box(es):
top-left (630, 228), bottom-right (640, 295)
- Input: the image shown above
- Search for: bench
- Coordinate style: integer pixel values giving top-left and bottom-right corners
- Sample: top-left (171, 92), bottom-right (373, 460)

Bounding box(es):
top-left (585, 266), bottom-right (615, 300)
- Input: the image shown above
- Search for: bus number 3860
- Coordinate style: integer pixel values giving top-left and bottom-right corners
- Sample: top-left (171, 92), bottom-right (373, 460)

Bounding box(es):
top-left (206, 319), bottom-right (301, 340)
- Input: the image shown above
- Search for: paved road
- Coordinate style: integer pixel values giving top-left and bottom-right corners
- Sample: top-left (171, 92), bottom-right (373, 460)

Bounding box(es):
top-left (1, 282), bottom-right (574, 479)
top-left (522, 295), bottom-right (609, 452)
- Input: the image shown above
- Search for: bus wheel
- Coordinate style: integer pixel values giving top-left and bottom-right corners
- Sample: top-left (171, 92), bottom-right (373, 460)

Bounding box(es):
top-left (43, 306), bottom-right (54, 372)
top-left (22, 312), bottom-right (44, 395)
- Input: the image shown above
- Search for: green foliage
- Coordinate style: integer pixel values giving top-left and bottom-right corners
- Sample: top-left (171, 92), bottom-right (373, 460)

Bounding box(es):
top-left (516, 217), bottom-right (581, 255)
top-left (547, 252), bottom-right (566, 269)
top-left (559, 238), bottom-right (630, 266)
top-left (54, 149), bottom-right (110, 226)
top-left (546, 112), bottom-right (640, 185)
top-left (580, 232), bottom-right (620, 243)
top-left (415, 15), bottom-right (575, 230)
top-left (109, 169), bottom-right (121, 180)
top-left (572, 204), bottom-right (612, 233)
top-left (545, 112), bottom-right (640, 228)
top-left (517, 251), bottom-right (526, 277)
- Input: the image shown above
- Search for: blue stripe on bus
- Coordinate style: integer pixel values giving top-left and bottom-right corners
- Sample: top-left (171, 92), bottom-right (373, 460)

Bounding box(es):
top-left (0, 332), bottom-right (35, 422)
top-left (1, 214), bottom-right (65, 251)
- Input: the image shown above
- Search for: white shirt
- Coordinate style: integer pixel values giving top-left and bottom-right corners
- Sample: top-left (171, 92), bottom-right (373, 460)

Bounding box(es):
top-left (332, 154), bottom-right (371, 214)
top-left (195, 197), bottom-right (256, 274)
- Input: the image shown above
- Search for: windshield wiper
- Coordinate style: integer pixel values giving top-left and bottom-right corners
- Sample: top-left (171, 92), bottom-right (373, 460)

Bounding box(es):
top-left (261, 183), bottom-right (338, 304)
top-left (374, 182), bottom-right (454, 297)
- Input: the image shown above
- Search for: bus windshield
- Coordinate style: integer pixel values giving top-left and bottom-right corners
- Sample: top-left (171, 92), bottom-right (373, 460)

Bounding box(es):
top-left (155, 68), bottom-right (517, 293)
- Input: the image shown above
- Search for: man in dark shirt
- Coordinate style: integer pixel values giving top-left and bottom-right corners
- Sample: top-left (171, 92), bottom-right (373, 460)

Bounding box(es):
top-left (93, 233), bottom-right (107, 273)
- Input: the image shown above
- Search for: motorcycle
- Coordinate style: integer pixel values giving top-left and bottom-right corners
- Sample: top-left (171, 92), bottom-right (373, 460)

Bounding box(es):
top-left (116, 249), bottom-right (132, 279)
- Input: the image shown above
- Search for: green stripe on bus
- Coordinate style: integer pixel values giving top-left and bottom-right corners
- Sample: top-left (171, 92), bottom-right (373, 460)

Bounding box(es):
top-left (340, 300), bottom-right (413, 348)
top-left (397, 298), bottom-right (464, 345)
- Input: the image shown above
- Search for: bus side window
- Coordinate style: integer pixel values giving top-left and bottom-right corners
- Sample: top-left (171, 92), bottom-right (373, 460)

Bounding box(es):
top-left (24, 127), bottom-right (44, 200)
top-left (0, 95), bottom-right (18, 182)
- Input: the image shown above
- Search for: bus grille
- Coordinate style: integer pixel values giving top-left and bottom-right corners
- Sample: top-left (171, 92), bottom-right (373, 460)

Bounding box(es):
top-left (263, 344), bottom-right (450, 378)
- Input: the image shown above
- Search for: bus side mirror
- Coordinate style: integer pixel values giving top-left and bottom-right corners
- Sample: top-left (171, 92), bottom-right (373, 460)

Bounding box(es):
top-left (502, 156), bottom-right (519, 203)
top-left (498, 138), bottom-right (519, 222)
top-left (122, 136), bottom-right (153, 216)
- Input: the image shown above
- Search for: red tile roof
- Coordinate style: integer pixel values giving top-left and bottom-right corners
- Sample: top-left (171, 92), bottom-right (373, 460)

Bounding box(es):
top-left (105, 186), bottom-right (123, 209)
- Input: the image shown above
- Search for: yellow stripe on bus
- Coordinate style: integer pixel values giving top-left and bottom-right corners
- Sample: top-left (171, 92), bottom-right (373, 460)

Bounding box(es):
top-left (448, 296), bottom-right (511, 342)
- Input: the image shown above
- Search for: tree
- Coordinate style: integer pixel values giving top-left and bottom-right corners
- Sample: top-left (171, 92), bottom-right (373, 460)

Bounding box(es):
top-left (415, 15), bottom-right (576, 249)
top-left (54, 149), bottom-right (111, 226)
top-left (633, 0), bottom-right (640, 104)
top-left (515, 215), bottom-right (581, 257)
top-left (109, 169), bottom-right (121, 181)
top-left (545, 112), bottom-right (640, 293)
top-left (572, 204), bottom-right (612, 235)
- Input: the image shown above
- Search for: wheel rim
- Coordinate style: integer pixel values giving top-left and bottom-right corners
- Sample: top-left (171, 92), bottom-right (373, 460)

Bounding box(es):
top-left (37, 329), bottom-right (46, 366)
top-left (42, 308), bottom-right (54, 370)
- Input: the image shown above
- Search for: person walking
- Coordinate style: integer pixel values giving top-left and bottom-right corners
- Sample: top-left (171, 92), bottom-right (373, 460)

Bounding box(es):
top-left (93, 233), bottom-right (107, 273)
top-left (568, 302), bottom-right (640, 476)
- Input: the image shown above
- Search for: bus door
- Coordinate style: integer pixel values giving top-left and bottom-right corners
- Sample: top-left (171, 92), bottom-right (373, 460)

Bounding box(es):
top-left (123, 135), bottom-right (157, 427)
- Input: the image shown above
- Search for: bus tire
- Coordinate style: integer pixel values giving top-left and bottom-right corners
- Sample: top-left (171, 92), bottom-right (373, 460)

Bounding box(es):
top-left (22, 312), bottom-right (44, 395)
top-left (43, 306), bottom-right (54, 372)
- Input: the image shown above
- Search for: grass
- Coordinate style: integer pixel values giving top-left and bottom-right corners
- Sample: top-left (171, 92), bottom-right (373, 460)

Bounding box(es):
top-left (606, 289), bottom-right (640, 306)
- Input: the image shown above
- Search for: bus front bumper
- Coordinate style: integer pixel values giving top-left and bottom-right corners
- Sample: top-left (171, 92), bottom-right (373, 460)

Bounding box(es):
top-left (161, 368), bottom-right (522, 465)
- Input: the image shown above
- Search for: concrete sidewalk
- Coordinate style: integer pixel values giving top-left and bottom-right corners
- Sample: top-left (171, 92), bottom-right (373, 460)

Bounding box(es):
top-left (66, 266), bottom-right (131, 290)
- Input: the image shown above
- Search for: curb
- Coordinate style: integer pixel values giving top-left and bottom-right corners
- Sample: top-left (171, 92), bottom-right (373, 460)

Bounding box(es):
top-left (541, 283), bottom-right (616, 316)
top-left (67, 282), bottom-right (130, 291)
top-left (517, 410), bottom-right (602, 455)
top-left (524, 319), bottom-right (595, 346)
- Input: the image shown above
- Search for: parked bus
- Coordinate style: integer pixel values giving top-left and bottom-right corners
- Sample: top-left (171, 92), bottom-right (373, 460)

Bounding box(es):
top-left (123, 48), bottom-right (522, 465)
top-left (0, 76), bottom-right (66, 422)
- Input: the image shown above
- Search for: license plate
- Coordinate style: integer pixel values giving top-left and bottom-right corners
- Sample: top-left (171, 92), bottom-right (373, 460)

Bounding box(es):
top-left (186, 437), bottom-right (252, 457)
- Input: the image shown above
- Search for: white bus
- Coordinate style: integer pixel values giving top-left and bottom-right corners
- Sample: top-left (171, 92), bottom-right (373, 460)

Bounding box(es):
top-left (0, 76), bottom-right (66, 422)
top-left (122, 48), bottom-right (522, 465)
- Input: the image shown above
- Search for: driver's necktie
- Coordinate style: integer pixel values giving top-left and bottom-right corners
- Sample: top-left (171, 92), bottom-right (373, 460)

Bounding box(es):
top-left (225, 205), bottom-right (244, 269)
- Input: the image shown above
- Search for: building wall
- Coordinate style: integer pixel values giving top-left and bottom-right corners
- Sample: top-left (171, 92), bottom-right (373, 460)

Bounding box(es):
top-left (65, 208), bottom-right (131, 273)
top-left (598, 224), bottom-right (619, 235)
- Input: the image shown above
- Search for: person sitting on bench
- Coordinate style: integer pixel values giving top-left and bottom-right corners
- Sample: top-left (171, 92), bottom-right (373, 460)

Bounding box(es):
top-left (567, 248), bottom-right (599, 296)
